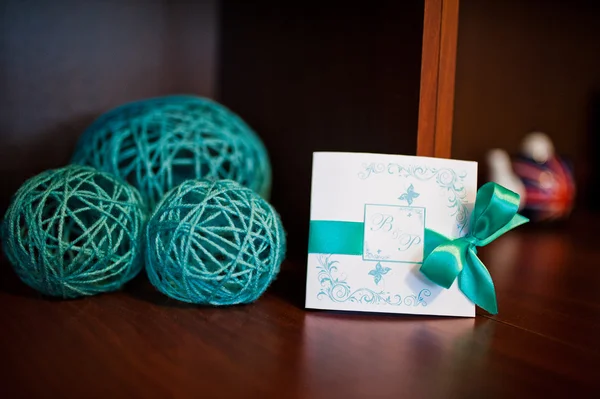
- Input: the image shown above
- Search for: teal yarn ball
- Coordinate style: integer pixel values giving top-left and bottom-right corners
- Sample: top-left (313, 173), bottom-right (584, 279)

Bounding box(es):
top-left (2, 165), bottom-right (146, 298)
top-left (71, 95), bottom-right (272, 209)
top-left (145, 179), bottom-right (286, 305)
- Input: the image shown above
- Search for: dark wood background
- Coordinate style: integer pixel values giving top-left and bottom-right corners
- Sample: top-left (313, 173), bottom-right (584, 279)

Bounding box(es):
top-left (3, 0), bottom-right (600, 254)
top-left (452, 0), bottom-right (600, 209)
top-left (0, 0), bottom-right (218, 211)
top-left (0, 0), bottom-right (423, 261)
top-left (219, 0), bottom-right (424, 259)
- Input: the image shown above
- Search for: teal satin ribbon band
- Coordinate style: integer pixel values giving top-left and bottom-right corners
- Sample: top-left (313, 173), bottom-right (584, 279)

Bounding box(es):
top-left (308, 221), bottom-right (364, 255)
top-left (420, 182), bottom-right (528, 314)
top-left (307, 182), bottom-right (528, 315)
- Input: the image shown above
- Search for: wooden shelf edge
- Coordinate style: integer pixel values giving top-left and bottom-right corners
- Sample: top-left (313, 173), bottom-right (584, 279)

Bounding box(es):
top-left (417, 0), bottom-right (460, 159)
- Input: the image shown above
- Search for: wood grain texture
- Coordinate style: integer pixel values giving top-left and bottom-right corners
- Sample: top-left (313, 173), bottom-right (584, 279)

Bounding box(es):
top-left (417, 0), bottom-right (460, 158)
top-left (1, 214), bottom-right (600, 398)
top-left (434, 0), bottom-right (459, 158)
top-left (417, 0), bottom-right (443, 157)
top-left (479, 219), bottom-right (600, 355)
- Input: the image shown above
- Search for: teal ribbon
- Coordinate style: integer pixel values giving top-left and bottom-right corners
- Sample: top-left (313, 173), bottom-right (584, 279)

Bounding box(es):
top-left (307, 182), bottom-right (528, 314)
top-left (420, 182), bottom-right (528, 314)
top-left (308, 221), bottom-right (364, 255)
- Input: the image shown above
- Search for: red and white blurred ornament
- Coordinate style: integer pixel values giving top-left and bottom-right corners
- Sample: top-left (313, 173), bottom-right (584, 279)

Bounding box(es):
top-left (512, 132), bottom-right (576, 222)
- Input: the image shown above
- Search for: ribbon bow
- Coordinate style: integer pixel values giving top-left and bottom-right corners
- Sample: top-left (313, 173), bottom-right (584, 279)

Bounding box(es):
top-left (420, 182), bottom-right (529, 314)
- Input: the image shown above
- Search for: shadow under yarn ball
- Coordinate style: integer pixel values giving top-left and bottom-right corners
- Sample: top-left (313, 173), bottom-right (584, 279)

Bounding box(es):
top-left (71, 95), bottom-right (272, 209)
top-left (2, 165), bottom-right (146, 298)
top-left (145, 179), bottom-right (286, 306)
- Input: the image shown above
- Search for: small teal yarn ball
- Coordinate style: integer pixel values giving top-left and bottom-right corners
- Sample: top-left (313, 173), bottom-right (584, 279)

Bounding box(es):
top-left (71, 95), bottom-right (272, 209)
top-left (145, 179), bottom-right (286, 305)
top-left (2, 165), bottom-right (146, 298)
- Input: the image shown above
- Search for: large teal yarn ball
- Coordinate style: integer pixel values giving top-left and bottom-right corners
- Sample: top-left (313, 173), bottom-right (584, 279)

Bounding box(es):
top-left (71, 95), bottom-right (272, 209)
top-left (2, 165), bottom-right (146, 298)
top-left (145, 179), bottom-right (286, 305)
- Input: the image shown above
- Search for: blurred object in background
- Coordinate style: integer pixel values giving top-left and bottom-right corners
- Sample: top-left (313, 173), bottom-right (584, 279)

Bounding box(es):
top-left (486, 148), bottom-right (526, 210)
top-left (513, 132), bottom-right (576, 223)
top-left (587, 92), bottom-right (600, 212)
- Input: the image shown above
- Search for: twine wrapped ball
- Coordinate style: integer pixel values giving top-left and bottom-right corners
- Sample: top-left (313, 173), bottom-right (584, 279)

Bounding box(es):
top-left (71, 95), bottom-right (271, 209)
top-left (2, 165), bottom-right (146, 298)
top-left (146, 179), bottom-right (286, 305)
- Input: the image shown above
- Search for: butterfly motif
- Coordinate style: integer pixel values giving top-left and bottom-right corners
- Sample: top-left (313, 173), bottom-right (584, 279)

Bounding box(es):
top-left (399, 184), bottom-right (420, 205)
top-left (368, 262), bottom-right (391, 285)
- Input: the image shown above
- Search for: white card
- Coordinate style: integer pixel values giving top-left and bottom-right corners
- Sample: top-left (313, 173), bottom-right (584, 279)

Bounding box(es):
top-left (305, 152), bottom-right (478, 317)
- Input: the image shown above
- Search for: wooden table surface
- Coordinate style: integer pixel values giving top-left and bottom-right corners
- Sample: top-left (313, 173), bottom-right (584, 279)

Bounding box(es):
top-left (1, 216), bottom-right (600, 398)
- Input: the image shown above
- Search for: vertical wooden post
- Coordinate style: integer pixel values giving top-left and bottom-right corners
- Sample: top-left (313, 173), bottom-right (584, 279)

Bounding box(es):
top-left (417, 0), bottom-right (460, 158)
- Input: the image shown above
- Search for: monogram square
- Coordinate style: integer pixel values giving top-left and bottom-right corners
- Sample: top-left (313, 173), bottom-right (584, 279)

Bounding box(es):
top-left (363, 204), bottom-right (425, 263)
